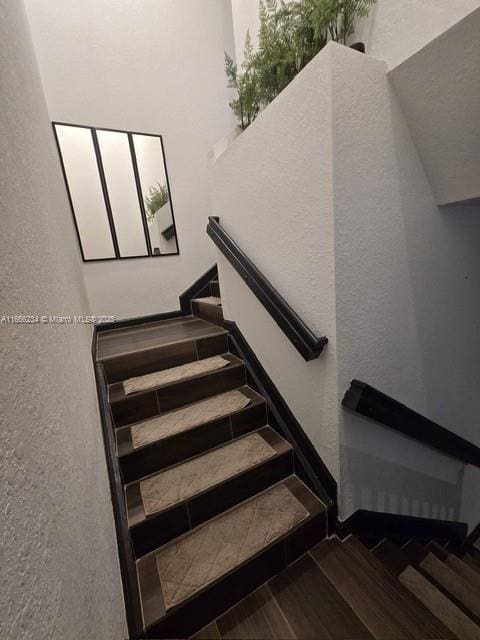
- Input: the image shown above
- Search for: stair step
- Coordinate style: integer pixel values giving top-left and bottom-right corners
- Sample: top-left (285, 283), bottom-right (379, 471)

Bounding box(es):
top-left (137, 477), bottom-right (327, 637)
top-left (373, 540), bottom-right (480, 640)
top-left (192, 296), bottom-right (222, 307)
top-left (97, 315), bottom-right (227, 383)
top-left (311, 536), bottom-right (454, 639)
top-left (123, 354), bottom-right (230, 395)
top-left (401, 539), bottom-right (429, 564)
top-left (419, 552), bottom-right (480, 620)
top-left (192, 297), bottom-right (224, 326)
top-left (210, 281), bottom-right (220, 298)
top-left (126, 427), bottom-right (293, 555)
top-left (122, 388), bottom-right (251, 451)
top-left (399, 565), bottom-right (480, 640)
top-left (268, 553), bottom-right (374, 639)
top-left (444, 553), bottom-right (480, 591)
top-left (372, 538), bottom-right (411, 575)
top-left (117, 386), bottom-right (267, 483)
top-left (110, 353), bottom-right (245, 427)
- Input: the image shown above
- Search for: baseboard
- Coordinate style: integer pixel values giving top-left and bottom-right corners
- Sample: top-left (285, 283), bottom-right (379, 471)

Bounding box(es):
top-left (91, 331), bottom-right (144, 639)
top-left (224, 319), bottom-right (337, 525)
top-left (338, 509), bottom-right (468, 546)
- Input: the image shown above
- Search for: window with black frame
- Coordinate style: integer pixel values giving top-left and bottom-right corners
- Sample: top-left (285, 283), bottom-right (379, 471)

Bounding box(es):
top-left (52, 123), bottom-right (179, 261)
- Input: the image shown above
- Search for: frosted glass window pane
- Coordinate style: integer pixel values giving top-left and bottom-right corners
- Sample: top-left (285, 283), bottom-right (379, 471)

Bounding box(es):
top-left (133, 134), bottom-right (178, 255)
top-left (55, 125), bottom-right (115, 260)
top-left (97, 130), bottom-right (148, 258)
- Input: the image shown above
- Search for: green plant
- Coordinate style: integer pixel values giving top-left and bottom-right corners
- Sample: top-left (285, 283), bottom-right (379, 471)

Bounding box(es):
top-left (144, 182), bottom-right (169, 223)
top-left (225, 0), bottom-right (375, 128)
top-left (225, 32), bottom-right (261, 129)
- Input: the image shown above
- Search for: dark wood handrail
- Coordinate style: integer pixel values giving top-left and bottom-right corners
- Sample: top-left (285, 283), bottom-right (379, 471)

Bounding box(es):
top-left (343, 379), bottom-right (480, 468)
top-left (206, 216), bottom-right (328, 361)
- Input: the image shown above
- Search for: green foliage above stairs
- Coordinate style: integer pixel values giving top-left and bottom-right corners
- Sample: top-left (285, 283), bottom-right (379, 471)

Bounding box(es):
top-left (225, 0), bottom-right (376, 129)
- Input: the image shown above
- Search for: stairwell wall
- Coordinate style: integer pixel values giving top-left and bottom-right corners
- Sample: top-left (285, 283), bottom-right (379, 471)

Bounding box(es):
top-left (213, 48), bottom-right (340, 481)
top-left (330, 44), bottom-right (480, 527)
top-left (24, 0), bottom-right (237, 319)
top-left (0, 1), bottom-right (126, 638)
top-left (230, 0), bottom-right (480, 69)
top-left (212, 41), bottom-right (480, 531)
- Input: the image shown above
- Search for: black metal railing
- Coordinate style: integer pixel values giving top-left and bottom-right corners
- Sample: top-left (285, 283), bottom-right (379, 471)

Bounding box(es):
top-left (206, 216), bottom-right (328, 361)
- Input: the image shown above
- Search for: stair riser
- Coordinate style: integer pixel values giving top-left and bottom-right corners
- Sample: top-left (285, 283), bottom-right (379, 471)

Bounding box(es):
top-left (192, 300), bottom-right (224, 326)
top-left (130, 451), bottom-right (294, 557)
top-left (144, 514), bottom-right (327, 639)
top-left (120, 401), bottom-right (267, 483)
top-left (111, 364), bottom-right (246, 427)
top-left (210, 281), bottom-right (220, 297)
top-left (102, 334), bottom-right (228, 384)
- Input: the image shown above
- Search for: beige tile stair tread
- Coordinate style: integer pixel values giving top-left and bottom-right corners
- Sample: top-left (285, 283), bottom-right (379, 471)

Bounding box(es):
top-left (123, 354), bottom-right (229, 395)
top-left (193, 296), bottom-right (222, 306)
top-left (140, 432), bottom-right (277, 516)
top-left (130, 389), bottom-right (250, 449)
top-left (155, 482), bottom-right (308, 610)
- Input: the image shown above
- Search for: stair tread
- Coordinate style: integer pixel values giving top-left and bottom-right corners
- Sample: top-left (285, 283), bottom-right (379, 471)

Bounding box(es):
top-left (109, 353), bottom-right (243, 403)
top-left (268, 553), bottom-right (374, 639)
top-left (126, 426), bottom-right (291, 526)
top-left (123, 354), bottom-right (230, 395)
top-left (311, 536), bottom-right (454, 639)
top-left (97, 315), bottom-right (226, 361)
top-left (401, 540), bottom-right (428, 565)
top-left (137, 476), bottom-right (324, 628)
top-left (215, 583), bottom-right (296, 640)
top-left (399, 564), bottom-right (480, 640)
top-left (373, 540), bottom-right (480, 639)
top-left (419, 552), bottom-right (480, 619)
top-left (117, 386), bottom-right (263, 456)
top-left (372, 539), bottom-right (411, 576)
top-left (193, 296), bottom-right (222, 307)
top-left (444, 553), bottom-right (480, 591)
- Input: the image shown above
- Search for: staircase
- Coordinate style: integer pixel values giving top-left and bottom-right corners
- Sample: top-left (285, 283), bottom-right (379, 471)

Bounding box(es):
top-left (96, 274), bottom-right (480, 639)
top-left (197, 534), bottom-right (480, 639)
top-left (96, 275), bottom-right (328, 639)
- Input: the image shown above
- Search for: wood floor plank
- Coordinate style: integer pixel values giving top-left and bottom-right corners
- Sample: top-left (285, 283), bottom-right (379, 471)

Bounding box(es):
top-left (419, 552), bottom-right (480, 619)
top-left (311, 537), bottom-right (452, 639)
top-left (192, 621), bottom-right (221, 639)
top-left (216, 584), bottom-right (295, 640)
top-left (399, 564), bottom-right (480, 640)
top-left (372, 539), bottom-right (410, 576)
top-left (444, 553), bottom-right (480, 591)
top-left (97, 315), bottom-right (226, 360)
top-left (269, 553), bottom-right (373, 640)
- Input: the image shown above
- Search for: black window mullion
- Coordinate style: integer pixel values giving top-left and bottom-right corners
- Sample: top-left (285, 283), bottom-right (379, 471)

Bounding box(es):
top-left (128, 133), bottom-right (153, 257)
top-left (91, 128), bottom-right (120, 259)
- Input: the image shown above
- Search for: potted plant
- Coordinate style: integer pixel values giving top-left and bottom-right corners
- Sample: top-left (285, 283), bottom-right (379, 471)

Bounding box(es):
top-left (144, 182), bottom-right (169, 223)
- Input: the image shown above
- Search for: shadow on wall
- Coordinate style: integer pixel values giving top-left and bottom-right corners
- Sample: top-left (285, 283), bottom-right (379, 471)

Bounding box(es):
top-left (389, 84), bottom-right (480, 447)
top-left (340, 413), bottom-right (464, 522)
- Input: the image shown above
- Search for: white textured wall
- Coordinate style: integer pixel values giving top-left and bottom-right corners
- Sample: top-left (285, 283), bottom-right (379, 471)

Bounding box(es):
top-left (213, 49), bottom-right (340, 479)
top-left (389, 8), bottom-right (480, 205)
top-left (229, 0), bottom-right (480, 69)
top-left (25, 0), bottom-right (236, 319)
top-left (230, 0), bottom-right (260, 63)
top-left (0, 2), bottom-right (126, 638)
top-left (212, 40), bottom-right (480, 529)
top-left (329, 44), bottom-right (480, 524)
top-left (357, 0), bottom-right (480, 68)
